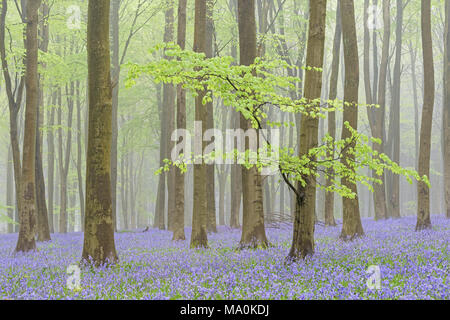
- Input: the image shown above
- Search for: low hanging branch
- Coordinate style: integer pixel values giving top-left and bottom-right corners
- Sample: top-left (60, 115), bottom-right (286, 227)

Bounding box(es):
top-left (126, 44), bottom-right (430, 204)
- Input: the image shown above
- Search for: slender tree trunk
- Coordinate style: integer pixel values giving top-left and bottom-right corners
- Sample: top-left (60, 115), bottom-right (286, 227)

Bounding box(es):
top-left (325, 0), bottom-right (341, 227)
top-left (370, 0), bottom-right (390, 221)
top-left (110, 0), bottom-right (120, 232)
top-left (237, 0), bottom-right (268, 249)
top-left (47, 91), bottom-right (56, 233)
top-left (416, 0), bottom-right (434, 231)
top-left (120, 118), bottom-right (129, 230)
top-left (444, 0), bottom-right (450, 219)
top-left (205, 0), bottom-right (217, 233)
top-left (164, 0), bottom-right (176, 232)
top-left (339, 0), bottom-right (364, 240)
top-left (0, 0), bottom-right (25, 235)
top-left (36, 0), bottom-right (50, 242)
top-left (287, 0), bottom-right (326, 260)
top-left (16, 0), bottom-right (42, 253)
top-left (386, 0), bottom-right (403, 219)
top-left (82, 0), bottom-right (118, 265)
top-left (154, 81), bottom-right (166, 229)
top-left (6, 147), bottom-right (14, 233)
top-left (76, 81), bottom-right (85, 231)
top-left (191, 0), bottom-right (208, 248)
top-left (173, 0), bottom-right (187, 241)
top-left (229, 0), bottom-right (242, 229)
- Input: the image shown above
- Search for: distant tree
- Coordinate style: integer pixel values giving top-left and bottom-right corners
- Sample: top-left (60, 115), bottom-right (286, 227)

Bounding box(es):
top-left (82, 0), bottom-right (118, 265)
top-left (324, 0), bottom-right (341, 227)
top-left (386, 0), bottom-right (404, 219)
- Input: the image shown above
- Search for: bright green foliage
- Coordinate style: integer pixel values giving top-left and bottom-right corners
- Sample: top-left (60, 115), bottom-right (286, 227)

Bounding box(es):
top-left (127, 43), bottom-right (428, 200)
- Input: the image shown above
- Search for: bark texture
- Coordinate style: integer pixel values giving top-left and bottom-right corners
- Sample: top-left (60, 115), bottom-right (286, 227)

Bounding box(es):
top-left (16, 0), bottom-right (42, 252)
top-left (339, 0), bottom-right (364, 240)
top-left (287, 0), bottom-right (327, 260)
top-left (238, 0), bottom-right (268, 249)
top-left (82, 0), bottom-right (118, 265)
top-left (416, 0), bottom-right (434, 231)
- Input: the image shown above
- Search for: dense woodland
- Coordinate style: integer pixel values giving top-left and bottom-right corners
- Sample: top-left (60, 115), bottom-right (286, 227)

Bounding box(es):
top-left (0, 0), bottom-right (448, 269)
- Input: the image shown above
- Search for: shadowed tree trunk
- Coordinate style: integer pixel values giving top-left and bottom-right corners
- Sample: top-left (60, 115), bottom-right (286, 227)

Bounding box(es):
top-left (287, 0), bottom-right (326, 260)
top-left (339, 0), bottom-right (364, 240)
top-left (325, 0), bottom-right (341, 227)
top-left (16, 0), bottom-right (42, 253)
top-left (416, 0), bottom-right (434, 231)
top-left (238, 0), bottom-right (268, 249)
top-left (82, 0), bottom-right (118, 265)
top-left (191, 0), bottom-right (208, 248)
top-left (173, 0), bottom-right (187, 241)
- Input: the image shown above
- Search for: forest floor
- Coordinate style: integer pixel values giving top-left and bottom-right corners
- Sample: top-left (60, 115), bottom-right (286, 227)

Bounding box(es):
top-left (0, 216), bottom-right (448, 299)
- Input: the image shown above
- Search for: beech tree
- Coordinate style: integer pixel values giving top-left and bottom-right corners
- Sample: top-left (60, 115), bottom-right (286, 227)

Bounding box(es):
top-left (237, 0), bottom-right (268, 249)
top-left (324, 0), bottom-right (341, 227)
top-left (287, 0), bottom-right (327, 260)
top-left (416, 0), bottom-right (434, 231)
top-left (82, 0), bottom-right (118, 265)
top-left (339, 0), bottom-right (363, 240)
top-left (191, 0), bottom-right (208, 248)
top-left (15, 0), bottom-right (42, 252)
top-left (444, 0), bottom-right (450, 219)
top-left (173, 0), bottom-right (187, 241)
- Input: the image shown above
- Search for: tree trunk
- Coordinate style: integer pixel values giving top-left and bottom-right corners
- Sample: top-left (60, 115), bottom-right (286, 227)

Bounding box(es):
top-left (444, 0), bottom-right (450, 219)
top-left (16, 0), bottom-right (42, 253)
top-left (205, 0), bottom-right (217, 233)
top-left (173, 0), bottom-right (187, 241)
top-left (237, 0), bottom-right (268, 249)
top-left (325, 0), bottom-right (341, 227)
top-left (154, 81), bottom-right (166, 229)
top-left (416, 0), bottom-right (434, 231)
top-left (164, 0), bottom-right (176, 232)
top-left (76, 81), bottom-right (85, 231)
top-left (47, 91), bottom-right (56, 233)
top-left (110, 0), bottom-right (120, 232)
top-left (287, 0), bottom-right (326, 260)
top-left (229, 0), bottom-right (242, 229)
top-left (339, 0), bottom-right (364, 240)
top-left (191, 0), bottom-right (208, 248)
top-left (36, 1), bottom-right (51, 241)
top-left (0, 0), bottom-right (25, 235)
top-left (386, 0), bottom-right (403, 219)
top-left (6, 147), bottom-right (14, 233)
top-left (371, 0), bottom-right (389, 221)
top-left (82, 0), bottom-right (118, 265)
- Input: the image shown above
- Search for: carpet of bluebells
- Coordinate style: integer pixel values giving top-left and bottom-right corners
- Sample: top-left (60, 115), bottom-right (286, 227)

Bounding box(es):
top-left (0, 216), bottom-right (448, 300)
